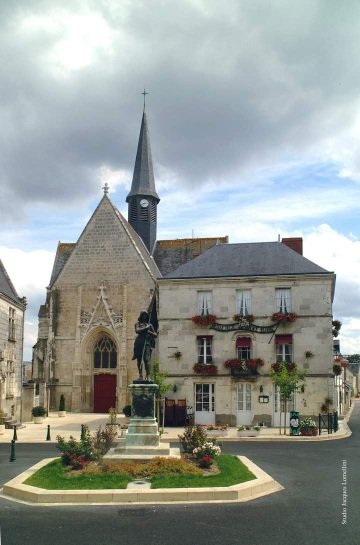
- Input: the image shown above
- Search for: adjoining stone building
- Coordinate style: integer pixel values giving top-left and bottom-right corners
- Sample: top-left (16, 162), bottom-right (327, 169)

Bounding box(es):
top-left (158, 239), bottom-right (336, 425)
top-left (0, 259), bottom-right (26, 420)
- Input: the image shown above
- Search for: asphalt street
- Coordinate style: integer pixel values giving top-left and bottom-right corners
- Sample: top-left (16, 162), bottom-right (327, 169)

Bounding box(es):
top-left (0, 404), bottom-right (359, 545)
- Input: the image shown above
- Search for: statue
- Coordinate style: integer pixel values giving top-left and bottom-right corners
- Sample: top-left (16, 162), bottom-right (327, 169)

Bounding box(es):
top-left (132, 310), bottom-right (157, 381)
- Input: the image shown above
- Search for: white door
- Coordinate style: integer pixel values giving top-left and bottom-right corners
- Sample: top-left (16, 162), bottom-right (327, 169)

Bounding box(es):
top-left (194, 383), bottom-right (215, 425)
top-left (236, 383), bottom-right (252, 425)
top-left (273, 385), bottom-right (295, 427)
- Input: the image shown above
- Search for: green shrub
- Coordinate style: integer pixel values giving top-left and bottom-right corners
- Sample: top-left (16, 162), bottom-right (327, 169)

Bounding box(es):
top-left (32, 406), bottom-right (47, 417)
top-left (56, 425), bottom-right (96, 470)
top-left (178, 425), bottom-right (208, 454)
top-left (59, 394), bottom-right (65, 412)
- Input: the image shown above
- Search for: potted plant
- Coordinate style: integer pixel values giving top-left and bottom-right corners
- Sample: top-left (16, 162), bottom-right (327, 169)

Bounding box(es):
top-left (237, 425), bottom-right (260, 437)
top-left (31, 405), bottom-right (47, 424)
top-left (299, 417), bottom-right (318, 436)
top-left (58, 394), bottom-right (66, 417)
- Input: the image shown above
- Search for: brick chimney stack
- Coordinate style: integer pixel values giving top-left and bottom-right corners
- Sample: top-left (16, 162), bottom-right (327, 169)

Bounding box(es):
top-left (281, 237), bottom-right (303, 255)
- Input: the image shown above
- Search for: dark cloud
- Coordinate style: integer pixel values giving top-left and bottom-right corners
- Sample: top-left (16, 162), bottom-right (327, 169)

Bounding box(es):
top-left (1, 0), bottom-right (360, 222)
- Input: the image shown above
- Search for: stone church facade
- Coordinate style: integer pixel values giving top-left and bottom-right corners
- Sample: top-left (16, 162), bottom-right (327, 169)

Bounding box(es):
top-left (33, 109), bottom-right (160, 412)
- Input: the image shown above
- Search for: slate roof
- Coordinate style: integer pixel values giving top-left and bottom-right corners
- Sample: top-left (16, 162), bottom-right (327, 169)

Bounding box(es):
top-left (164, 241), bottom-right (332, 279)
top-left (126, 109), bottom-right (160, 202)
top-left (0, 259), bottom-right (23, 305)
top-left (153, 237), bottom-right (228, 276)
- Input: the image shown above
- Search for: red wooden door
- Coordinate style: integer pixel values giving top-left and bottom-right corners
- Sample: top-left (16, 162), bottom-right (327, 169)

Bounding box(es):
top-left (93, 374), bottom-right (116, 413)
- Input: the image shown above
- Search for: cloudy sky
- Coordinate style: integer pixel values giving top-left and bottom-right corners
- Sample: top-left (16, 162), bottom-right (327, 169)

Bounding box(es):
top-left (1, 0), bottom-right (360, 359)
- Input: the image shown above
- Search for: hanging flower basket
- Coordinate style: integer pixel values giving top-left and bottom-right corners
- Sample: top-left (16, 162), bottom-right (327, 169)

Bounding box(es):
top-left (233, 314), bottom-right (255, 323)
top-left (191, 314), bottom-right (217, 326)
top-left (333, 363), bottom-right (342, 376)
top-left (271, 312), bottom-right (297, 323)
top-left (193, 363), bottom-right (218, 375)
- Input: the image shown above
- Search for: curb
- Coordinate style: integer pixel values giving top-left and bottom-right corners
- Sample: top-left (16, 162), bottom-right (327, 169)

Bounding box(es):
top-left (1, 456), bottom-right (283, 506)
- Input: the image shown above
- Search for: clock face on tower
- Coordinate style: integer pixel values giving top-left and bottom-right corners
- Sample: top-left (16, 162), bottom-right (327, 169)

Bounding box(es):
top-left (140, 199), bottom-right (149, 208)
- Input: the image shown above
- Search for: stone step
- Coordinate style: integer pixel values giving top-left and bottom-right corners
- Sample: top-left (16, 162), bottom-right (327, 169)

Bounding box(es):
top-left (103, 446), bottom-right (181, 463)
top-left (112, 444), bottom-right (172, 456)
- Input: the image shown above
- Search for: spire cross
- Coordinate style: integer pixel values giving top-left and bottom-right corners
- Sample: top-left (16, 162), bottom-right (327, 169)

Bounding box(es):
top-left (102, 182), bottom-right (109, 195)
top-left (141, 88), bottom-right (148, 109)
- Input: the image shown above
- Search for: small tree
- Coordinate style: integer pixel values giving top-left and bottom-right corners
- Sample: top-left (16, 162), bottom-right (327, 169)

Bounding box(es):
top-left (150, 360), bottom-right (172, 430)
top-left (332, 320), bottom-right (342, 338)
top-left (270, 361), bottom-right (306, 435)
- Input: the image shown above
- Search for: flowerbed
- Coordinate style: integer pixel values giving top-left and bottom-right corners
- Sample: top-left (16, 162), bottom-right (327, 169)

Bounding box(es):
top-left (24, 455), bottom-right (255, 490)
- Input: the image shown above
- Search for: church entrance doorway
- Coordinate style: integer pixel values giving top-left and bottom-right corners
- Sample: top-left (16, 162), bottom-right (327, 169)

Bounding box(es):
top-left (94, 374), bottom-right (116, 413)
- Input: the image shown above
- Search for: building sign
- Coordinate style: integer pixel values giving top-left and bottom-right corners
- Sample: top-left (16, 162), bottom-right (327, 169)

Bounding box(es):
top-left (210, 321), bottom-right (278, 334)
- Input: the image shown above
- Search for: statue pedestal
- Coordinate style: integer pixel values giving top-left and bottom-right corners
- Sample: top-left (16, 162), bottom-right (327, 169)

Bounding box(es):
top-left (103, 382), bottom-right (181, 463)
top-left (127, 383), bottom-right (159, 447)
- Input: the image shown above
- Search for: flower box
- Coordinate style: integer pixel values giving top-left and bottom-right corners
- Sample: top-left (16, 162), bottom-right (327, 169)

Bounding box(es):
top-left (271, 312), bottom-right (297, 323)
top-left (191, 315), bottom-right (217, 326)
top-left (205, 425), bottom-right (229, 437)
top-left (193, 363), bottom-right (218, 375)
top-left (300, 429), bottom-right (318, 436)
top-left (271, 362), bottom-right (296, 373)
top-left (237, 429), bottom-right (260, 437)
top-left (207, 429), bottom-right (229, 437)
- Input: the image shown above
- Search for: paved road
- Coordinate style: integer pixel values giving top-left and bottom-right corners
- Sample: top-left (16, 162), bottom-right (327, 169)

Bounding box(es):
top-left (0, 405), bottom-right (359, 545)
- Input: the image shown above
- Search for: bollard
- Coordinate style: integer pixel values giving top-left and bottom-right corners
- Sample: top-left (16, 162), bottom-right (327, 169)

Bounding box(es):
top-left (9, 439), bottom-right (16, 462)
top-left (12, 425), bottom-right (17, 442)
top-left (46, 424), bottom-right (51, 441)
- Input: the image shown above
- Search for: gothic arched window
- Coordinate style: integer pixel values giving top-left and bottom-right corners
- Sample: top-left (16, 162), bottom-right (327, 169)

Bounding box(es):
top-left (94, 336), bottom-right (117, 369)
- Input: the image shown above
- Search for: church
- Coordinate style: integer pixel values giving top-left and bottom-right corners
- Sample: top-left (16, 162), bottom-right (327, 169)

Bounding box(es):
top-left (33, 104), bottom-right (336, 425)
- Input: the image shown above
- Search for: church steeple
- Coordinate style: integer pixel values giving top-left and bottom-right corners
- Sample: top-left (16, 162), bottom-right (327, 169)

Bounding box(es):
top-left (126, 100), bottom-right (160, 253)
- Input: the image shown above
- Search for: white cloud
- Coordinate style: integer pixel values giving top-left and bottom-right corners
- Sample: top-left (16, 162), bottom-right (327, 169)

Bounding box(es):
top-left (0, 247), bottom-right (54, 359)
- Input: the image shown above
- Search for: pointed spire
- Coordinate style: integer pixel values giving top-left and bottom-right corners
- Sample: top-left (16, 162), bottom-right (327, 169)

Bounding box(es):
top-left (126, 108), bottom-right (160, 202)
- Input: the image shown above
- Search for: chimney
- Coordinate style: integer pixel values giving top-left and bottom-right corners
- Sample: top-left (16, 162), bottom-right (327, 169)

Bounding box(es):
top-left (281, 237), bottom-right (303, 255)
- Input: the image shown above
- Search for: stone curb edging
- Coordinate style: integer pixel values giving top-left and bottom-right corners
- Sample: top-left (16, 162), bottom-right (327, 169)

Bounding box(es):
top-left (1, 456), bottom-right (283, 505)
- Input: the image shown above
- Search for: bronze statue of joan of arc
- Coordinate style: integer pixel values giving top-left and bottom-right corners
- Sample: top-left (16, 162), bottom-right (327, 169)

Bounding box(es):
top-left (132, 310), bottom-right (157, 381)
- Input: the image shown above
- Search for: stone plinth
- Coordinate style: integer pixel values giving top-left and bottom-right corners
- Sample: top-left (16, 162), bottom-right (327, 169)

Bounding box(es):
top-left (103, 381), bottom-right (181, 463)
top-left (127, 382), bottom-right (159, 447)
